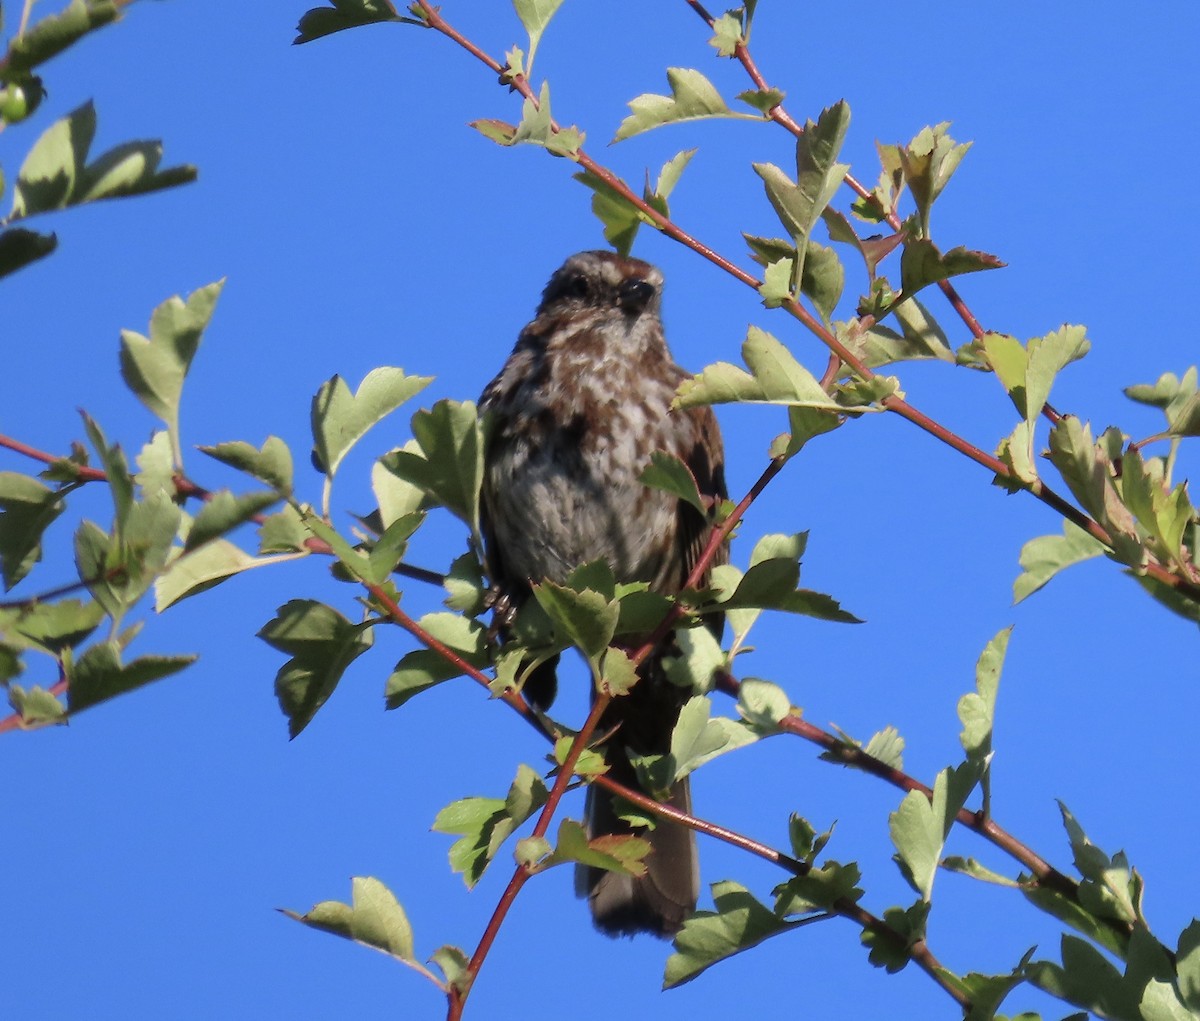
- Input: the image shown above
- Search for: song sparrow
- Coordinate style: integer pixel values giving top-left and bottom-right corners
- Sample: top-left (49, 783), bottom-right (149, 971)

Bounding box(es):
top-left (479, 250), bottom-right (728, 937)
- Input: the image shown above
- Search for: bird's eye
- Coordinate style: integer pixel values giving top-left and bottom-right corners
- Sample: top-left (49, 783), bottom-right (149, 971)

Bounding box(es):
top-left (566, 274), bottom-right (590, 299)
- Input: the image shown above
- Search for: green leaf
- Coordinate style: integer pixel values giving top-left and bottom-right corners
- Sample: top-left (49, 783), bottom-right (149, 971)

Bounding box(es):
top-left (384, 611), bottom-right (487, 709)
top-left (751, 100), bottom-right (851, 287)
top-left (958, 627), bottom-right (1009, 765)
top-left (861, 902), bottom-right (929, 972)
top-left (119, 282), bottom-right (224, 463)
top-left (532, 579), bottom-right (618, 663)
top-left (184, 490), bottom-right (279, 552)
top-left (638, 450), bottom-right (707, 514)
top-left (0, 598), bottom-right (104, 654)
top-left (1027, 934), bottom-right (1145, 1020)
top-left (662, 623), bottom-right (725, 693)
top-left (4, 0), bottom-right (119, 74)
top-left (668, 695), bottom-right (758, 781)
top-left (0, 226), bottom-right (57, 278)
top-left (735, 677), bottom-right (792, 733)
top-left (258, 599), bottom-right (374, 738)
top-left (294, 0), bottom-right (414, 44)
top-left (81, 412), bottom-right (134, 530)
top-left (513, 0), bottom-right (566, 73)
top-left (676, 326), bottom-right (842, 410)
top-left (0, 471), bottom-right (65, 589)
top-left (381, 399), bottom-right (486, 534)
top-left (67, 641), bottom-right (196, 714)
top-left (1176, 920), bottom-right (1200, 1011)
top-left (708, 11), bottom-right (743, 55)
top-left (7, 683), bottom-right (68, 726)
top-left (156, 539), bottom-right (294, 611)
top-left (1120, 448), bottom-right (1195, 568)
top-left (283, 876), bottom-right (418, 967)
top-left (1013, 521), bottom-right (1106, 603)
top-left (898, 122), bottom-right (972, 237)
top-left (613, 67), bottom-right (759, 143)
top-left (1046, 419), bottom-right (1143, 564)
top-left (890, 761), bottom-right (980, 900)
top-left (863, 725), bottom-right (905, 770)
top-left (775, 858), bottom-right (863, 913)
top-left (430, 945), bottom-right (469, 993)
top-left (573, 167), bottom-right (644, 256)
top-left (940, 857), bottom-right (1020, 888)
top-left (11, 102), bottom-right (195, 219)
top-left (737, 87), bottom-right (784, 115)
top-left (432, 765), bottom-right (549, 887)
top-left (312, 367), bottom-right (432, 480)
top-left (544, 818), bottom-right (649, 876)
top-left (1058, 802), bottom-right (1143, 926)
top-left (664, 881), bottom-right (799, 988)
top-left (199, 437), bottom-right (294, 494)
top-left (899, 238), bottom-right (1003, 298)
top-left (258, 505), bottom-right (311, 555)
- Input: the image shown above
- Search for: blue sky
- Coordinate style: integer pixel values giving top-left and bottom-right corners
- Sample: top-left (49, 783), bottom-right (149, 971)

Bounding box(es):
top-left (4, 3), bottom-right (1199, 1018)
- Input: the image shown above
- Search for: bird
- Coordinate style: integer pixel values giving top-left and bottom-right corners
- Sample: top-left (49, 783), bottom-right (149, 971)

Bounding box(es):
top-left (478, 249), bottom-right (728, 937)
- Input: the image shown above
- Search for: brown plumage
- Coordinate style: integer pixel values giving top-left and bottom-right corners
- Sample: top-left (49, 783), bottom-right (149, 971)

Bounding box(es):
top-left (479, 251), bottom-right (727, 937)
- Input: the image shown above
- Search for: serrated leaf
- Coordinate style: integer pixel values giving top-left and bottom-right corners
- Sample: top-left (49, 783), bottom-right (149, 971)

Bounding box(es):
top-left (184, 489), bottom-right (279, 552)
top-left (6, 683), bottom-right (67, 727)
top-left (899, 123), bottom-right (972, 237)
top-left (258, 505), bottom-right (310, 555)
top-left (890, 761), bottom-right (980, 900)
top-left (433, 766), bottom-right (548, 887)
top-left (669, 696), bottom-right (758, 780)
top-left (735, 677), bottom-right (792, 733)
top-left (614, 67), bottom-right (758, 143)
top-left (572, 168), bottom-right (645, 256)
top-left (313, 368), bottom-right (432, 480)
top-left (119, 282), bottom-right (223, 462)
top-left (0, 471), bottom-right (65, 589)
top-left (384, 611), bottom-right (487, 709)
top-left (532, 580), bottom-right (618, 662)
top-left (664, 881), bottom-right (798, 988)
top-left (11, 101), bottom-right (195, 219)
top-left (863, 725), bottom-right (905, 770)
top-left (5, 0), bottom-right (119, 73)
top-left (751, 101), bottom-right (850, 287)
top-left (676, 326), bottom-right (841, 410)
top-left (0, 226), bottom-right (57, 278)
top-left (156, 539), bottom-right (293, 611)
top-left (66, 641), bottom-right (196, 714)
top-left (737, 87), bottom-right (784, 115)
top-left (545, 818), bottom-right (649, 875)
top-left (381, 399), bottom-right (485, 534)
top-left (1013, 520), bottom-right (1106, 603)
top-left (199, 437), bottom-right (294, 494)
top-left (663, 623), bottom-right (724, 694)
top-left (899, 238), bottom-right (1003, 298)
top-left (940, 857), bottom-right (1020, 888)
top-left (958, 627), bottom-right (1009, 766)
top-left (708, 11), bottom-right (743, 55)
top-left (258, 599), bottom-right (374, 737)
top-left (0, 598), bottom-right (104, 654)
top-left (639, 450), bottom-right (707, 513)
top-left (283, 876), bottom-right (416, 967)
top-left (1047, 419), bottom-right (1142, 564)
top-left (293, 0), bottom-right (413, 43)
top-left (1058, 802), bottom-right (1142, 926)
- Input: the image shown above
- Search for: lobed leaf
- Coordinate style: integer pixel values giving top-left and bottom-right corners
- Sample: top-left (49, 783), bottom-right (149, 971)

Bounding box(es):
top-left (258, 599), bottom-right (374, 737)
top-left (664, 881), bottom-right (799, 988)
top-left (614, 67), bottom-right (760, 143)
top-left (312, 367), bottom-right (432, 480)
top-left (0, 471), bottom-right (65, 590)
top-left (66, 641), bottom-right (196, 714)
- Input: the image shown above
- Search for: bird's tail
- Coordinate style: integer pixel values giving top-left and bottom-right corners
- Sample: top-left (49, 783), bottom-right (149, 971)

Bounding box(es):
top-left (576, 774), bottom-right (698, 938)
